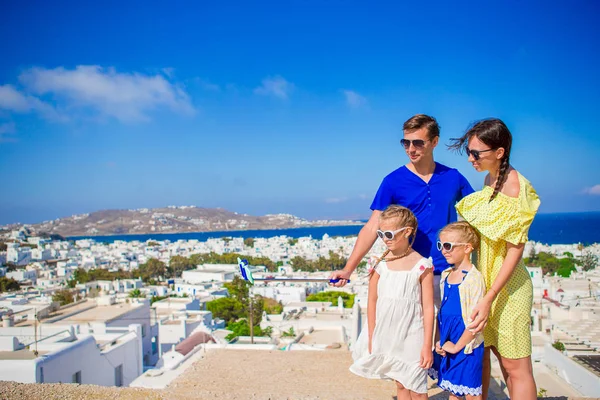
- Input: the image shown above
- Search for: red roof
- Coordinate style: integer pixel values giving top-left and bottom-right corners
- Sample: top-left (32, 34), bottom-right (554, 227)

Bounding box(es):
top-left (175, 331), bottom-right (215, 356)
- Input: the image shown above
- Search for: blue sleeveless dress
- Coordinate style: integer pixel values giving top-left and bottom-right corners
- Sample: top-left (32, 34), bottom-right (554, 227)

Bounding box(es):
top-left (432, 275), bottom-right (483, 396)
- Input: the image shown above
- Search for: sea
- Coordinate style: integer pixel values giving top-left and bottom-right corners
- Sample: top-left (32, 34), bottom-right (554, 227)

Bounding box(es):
top-left (68, 212), bottom-right (600, 246)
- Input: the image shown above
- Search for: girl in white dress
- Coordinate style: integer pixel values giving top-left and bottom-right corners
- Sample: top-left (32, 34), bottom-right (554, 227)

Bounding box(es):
top-left (350, 205), bottom-right (435, 399)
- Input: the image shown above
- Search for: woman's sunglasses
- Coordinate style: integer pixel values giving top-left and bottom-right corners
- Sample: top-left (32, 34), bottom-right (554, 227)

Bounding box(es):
top-left (465, 147), bottom-right (494, 161)
top-left (377, 227), bottom-right (409, 241)
top-left (437, 241), bottom-right (468, 252)
top-left (400, 139), bottom-right (429, 149)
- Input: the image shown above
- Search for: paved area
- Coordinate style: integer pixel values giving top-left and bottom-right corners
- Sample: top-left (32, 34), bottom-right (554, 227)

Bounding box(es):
top-left (0, 349), bottom-right (592, 399)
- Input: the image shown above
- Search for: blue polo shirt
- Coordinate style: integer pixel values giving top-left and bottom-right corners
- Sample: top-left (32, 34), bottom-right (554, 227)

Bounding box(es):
top-left (371, 162), bottom-right (474, 274)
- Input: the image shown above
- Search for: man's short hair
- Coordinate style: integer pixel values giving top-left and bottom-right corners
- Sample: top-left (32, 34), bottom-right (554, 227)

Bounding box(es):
top-left (403, 114), bottom-right (440, 139)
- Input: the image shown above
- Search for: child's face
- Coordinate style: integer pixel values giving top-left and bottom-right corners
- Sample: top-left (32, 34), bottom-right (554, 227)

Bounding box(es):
top-left (438, 231), bottom-right (471, 265)
top-left (378, 218), bottom-right (411, 251)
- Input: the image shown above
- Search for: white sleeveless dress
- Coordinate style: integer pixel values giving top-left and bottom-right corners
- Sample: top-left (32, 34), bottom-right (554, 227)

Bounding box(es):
top-left (350, 257), bottom-right (433, 394)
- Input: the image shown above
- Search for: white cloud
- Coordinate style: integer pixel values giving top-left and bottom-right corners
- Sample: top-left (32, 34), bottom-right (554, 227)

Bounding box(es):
top-left (342, 90), bottom-right (367, 108)
top-left (161, 67), bottom-right (175, 78)
top-left (254, 76), bottom-right (294, 99)
top-left (0, 84), bottom-right (59, 119)
top-left (582, 185), bottom-right (600, 195)
top-left (325, 197), bottom-right (348, 204)
top-left (18, 65), bottom-right (195, 122)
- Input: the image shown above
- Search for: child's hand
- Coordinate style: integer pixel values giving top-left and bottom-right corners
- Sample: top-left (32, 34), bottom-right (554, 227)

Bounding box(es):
top-left (420, 345), bottom-right (433, 369)
top-left (434, 341), bottom-right (446, 357)
top-left (442, 341), bottom-right (458, 354)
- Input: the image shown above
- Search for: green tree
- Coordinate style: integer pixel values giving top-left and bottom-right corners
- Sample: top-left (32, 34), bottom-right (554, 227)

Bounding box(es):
top-left (128, 289), bottom-right (144, 298)
top-left (0, 277), bottom-right (20, 292)
top-left (147, 241), bottom-right (160, 247)
top-left (150, 295), bottom-right (168, 305)
top-left (290, 256), bottom-right (309, 271)
top-left (357, 261), bottom-right (367, 273)
top-left (135, 258), bottom-right (166, 283)
top-left (552, 340), bottom-right (565, 351)
top-left (168, 256), bottom-right (195, 278)
top-left (224, 276), bottom-right (250, 304)
top-left (71, 268), bottom-right (133, 283)
top-left (579, 249), bottom-right (599, 272)
top-left (225, 318), bottom-right (265, 341)
top-left (206, 297), bottom-right (245, 324)
top-left (288, 238), bottom-right (298, 246)
top-left (188, 252), bottom-right (277, 272)
top-left (244, 238), bottom-right (255, 248)
top-left (556, 257), bottom-right (577, 278)
top-left (527, 246), bottom-right (537, 264)
top-left (306, 291), bottom-right (355, 308)
top-left (248, 295), bottom-right (264, 326)
top-left (52, 289), bottom-right (75, 306)
top-left (289, 254), bottom-right (347, 273)
top-left (281, 327), bottom-right (296, 337)
top-left (263, 297), bottom-right (283, 314)
top-left (524, 252), bottom-right (562, 275)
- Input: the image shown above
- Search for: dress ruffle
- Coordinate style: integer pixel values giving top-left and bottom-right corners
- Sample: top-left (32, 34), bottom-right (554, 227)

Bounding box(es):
top-left (350, 353), bottom-right (428, 394)
top-left (439, 379), bottom-right (483, 396)
top-left (455, 172), bottom-right (540, 245)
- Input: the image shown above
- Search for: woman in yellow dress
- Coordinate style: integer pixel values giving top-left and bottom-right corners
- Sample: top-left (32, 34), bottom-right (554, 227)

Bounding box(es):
top-left (451, 118), bottom-right (540, 400)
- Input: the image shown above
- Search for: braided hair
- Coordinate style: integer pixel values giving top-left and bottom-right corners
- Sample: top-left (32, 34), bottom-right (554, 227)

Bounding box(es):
top-left (448, 118), bottom-right (512, 201)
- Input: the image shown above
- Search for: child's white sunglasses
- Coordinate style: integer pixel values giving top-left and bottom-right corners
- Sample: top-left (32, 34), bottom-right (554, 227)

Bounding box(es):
top-left (376, 227), bottom-right (409, 241)
top-left (437, 241), bottom-right (468, 252)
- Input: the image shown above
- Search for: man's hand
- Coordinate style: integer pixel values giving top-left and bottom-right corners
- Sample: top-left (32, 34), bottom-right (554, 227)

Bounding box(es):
top-left (329, 269), bottom-right (352, 287)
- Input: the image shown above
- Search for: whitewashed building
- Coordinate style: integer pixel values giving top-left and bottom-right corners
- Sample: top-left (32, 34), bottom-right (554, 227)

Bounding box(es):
top-left (0, 323), bottom-right (143, 386)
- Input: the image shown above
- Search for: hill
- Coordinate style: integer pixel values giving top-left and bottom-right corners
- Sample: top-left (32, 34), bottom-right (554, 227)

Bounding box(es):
top-left (8, 206), bottom-right (362, 237)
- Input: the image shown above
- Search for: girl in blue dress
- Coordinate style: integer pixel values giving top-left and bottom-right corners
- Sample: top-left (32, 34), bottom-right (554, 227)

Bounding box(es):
top-left (430, 221), bottom-right (486, 399)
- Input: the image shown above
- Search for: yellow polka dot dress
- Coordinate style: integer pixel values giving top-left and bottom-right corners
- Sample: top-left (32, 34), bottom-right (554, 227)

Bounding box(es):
top-left (456, 172), bottom-right (540, 359)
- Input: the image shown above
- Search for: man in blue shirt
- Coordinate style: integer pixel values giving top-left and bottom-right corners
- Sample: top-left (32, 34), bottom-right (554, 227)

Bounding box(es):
top-left (331, 114), bottom-right (474, 305)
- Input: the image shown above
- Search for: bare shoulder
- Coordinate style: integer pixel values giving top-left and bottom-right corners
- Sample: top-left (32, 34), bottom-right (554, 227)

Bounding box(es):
top-left (407, 250), bottom-right (424, 263)
top-left (501, 168), bottom-right (520, 198)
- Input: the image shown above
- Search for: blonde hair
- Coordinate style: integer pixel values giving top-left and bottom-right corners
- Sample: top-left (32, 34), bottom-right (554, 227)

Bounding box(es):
top-left (368, 205), bottom-right (418, 277)
top-left (439, 221), bottom-right (480, 250)
top-left (379, 205), bottom-right (418, 239)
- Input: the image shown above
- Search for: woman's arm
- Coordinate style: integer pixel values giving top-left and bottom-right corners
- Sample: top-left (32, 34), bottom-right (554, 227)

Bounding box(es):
top-left (468, 242), bottom-right (524, 333)
top-left (420, 268), bottom-right (434, 368)
top-left (367, 270), bottom-right (380, 353)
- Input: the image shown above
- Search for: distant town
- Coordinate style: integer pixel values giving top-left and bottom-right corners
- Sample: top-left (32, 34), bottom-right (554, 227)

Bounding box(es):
top-left (0, 205), bottom-right (364, 237)
top-left (0, 225), bottom-right (599, 397)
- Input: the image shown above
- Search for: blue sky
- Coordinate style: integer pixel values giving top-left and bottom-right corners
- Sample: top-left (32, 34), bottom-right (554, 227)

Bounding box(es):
top-left (1, 1), bottom-right (599, 225)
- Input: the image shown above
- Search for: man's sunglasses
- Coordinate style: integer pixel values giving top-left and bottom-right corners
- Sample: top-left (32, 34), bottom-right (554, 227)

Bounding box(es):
top-left (465, 147), bottom-right (494, 161)
top-left (437, 241), bottom-right (468, 252)
top-left (400, 139), bottom-right (429, 149)
top-left (377, 227), bottom-right (409, 241)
